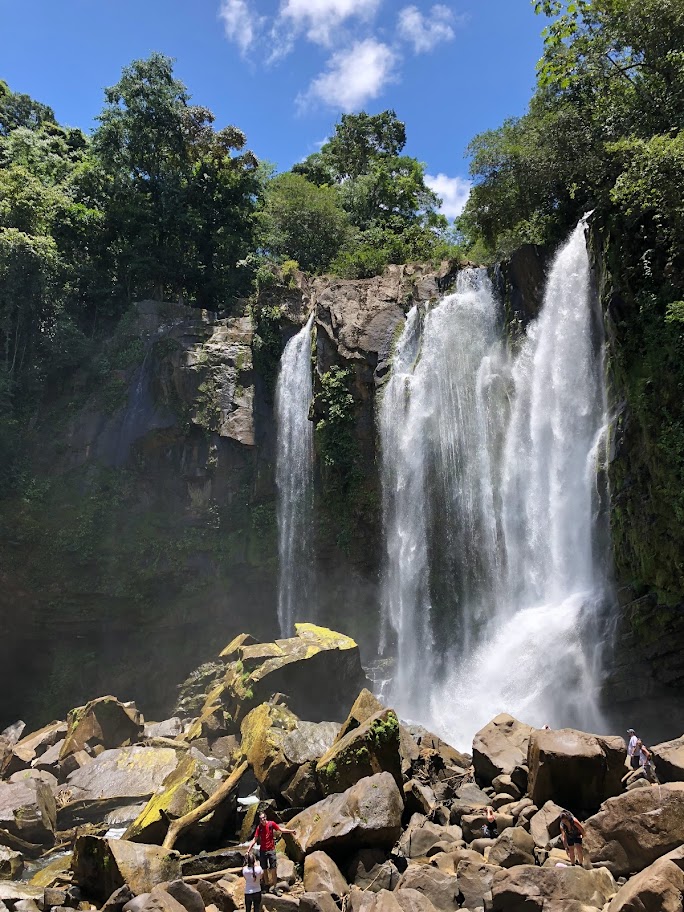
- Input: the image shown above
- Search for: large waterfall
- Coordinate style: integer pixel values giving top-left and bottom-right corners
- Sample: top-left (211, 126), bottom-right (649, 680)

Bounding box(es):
top-left (379, 223), bottom-right (611, 746)
top-left (275, 314), bottom-right (315, 636)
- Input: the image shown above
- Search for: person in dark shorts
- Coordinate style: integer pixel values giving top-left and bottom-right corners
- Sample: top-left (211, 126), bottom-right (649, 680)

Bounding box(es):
top-left (627, 729), bottom-right (640, 770)
top-left (242, 851), bottom-right (263, 912)
top-left (248, 811), bottom-right (296, 895)
top-left (560, 809), bottom-right (585, 866)
top-left (482, 806), bottom-right (498, 839)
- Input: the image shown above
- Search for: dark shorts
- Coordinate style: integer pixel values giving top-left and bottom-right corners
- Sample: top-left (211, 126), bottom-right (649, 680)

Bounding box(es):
top-left (567, 835), bottom-right (583, 846)
top-left (245, 893), bottom-right (262, 912)
top-left (260, 849), bottom-right (277, 870)
top-left (630, 755), bottom-right (640, 770)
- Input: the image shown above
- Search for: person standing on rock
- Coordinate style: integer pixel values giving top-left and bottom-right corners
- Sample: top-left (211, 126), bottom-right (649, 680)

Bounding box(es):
top-left (242, 851), bottom-right (263, 912)
top-left (560, 809), bottom-right (585, 866)
top-left (248, 811), bottom-right (296, 896)
top-left (627, 728), bottom-right (640, 770)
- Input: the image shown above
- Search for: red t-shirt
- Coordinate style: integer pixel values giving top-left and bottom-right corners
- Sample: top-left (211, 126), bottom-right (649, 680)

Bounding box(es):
top-left (255, 820), bottom-right (281, 851)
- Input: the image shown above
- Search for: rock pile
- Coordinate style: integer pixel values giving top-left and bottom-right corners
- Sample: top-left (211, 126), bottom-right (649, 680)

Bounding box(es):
top-left (1, 624), bottom-right (684, 912)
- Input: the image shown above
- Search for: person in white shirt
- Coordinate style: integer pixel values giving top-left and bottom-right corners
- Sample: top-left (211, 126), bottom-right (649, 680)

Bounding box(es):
top-left (242, 851), bottom-right (263, 912)
top-left (627, 728), bottom-right (640, 770)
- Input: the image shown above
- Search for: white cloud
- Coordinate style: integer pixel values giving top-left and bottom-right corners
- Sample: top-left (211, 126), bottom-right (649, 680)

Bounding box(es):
top-left (219, 0), bottom-right (265, 54)
top-left (278, 0), bottom-right (382, 47)
top-left (299, 39), bottom-right (397, 111)
top-left (398, 4), bottom-right (457, 53)
top-left (425, 173), bottom-right (471, 219)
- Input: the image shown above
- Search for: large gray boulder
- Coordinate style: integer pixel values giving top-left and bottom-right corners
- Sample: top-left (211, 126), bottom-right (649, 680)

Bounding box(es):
top-left (394, 866), bottom-right (459, 912)
top-left (65, 746), bottom-right (182, 803)
top-left (60, 697), bottom-right (142, 760)
top-left (456, 858), bottom-right (500, 911)
top-left (0, 779), bottom-right (56, 845)
top-left (491, 864), bottom-right (616, 911)
top-left (472, 715), bottom-right (532, 785)
top-left (527, 728), bottom-right (625, 811)
top-left (487, 827), bottom-right (535, 868)
top-left (72, 835), bottom-right (181, 903)
top-left (606, 845), bottom-right (684, 911)
top-left (650, 735), bottom-right (684, 784)
top-left (303, 852), bottom-right (349, 898)
top-left (0, 846), bottom-right (23, 879)
top-left (398, 818), bottom-right (461, 859)
top-left (282, 723), bottom-right (341, 766)
top-left (288, 772), bottom-right (403, 861)
top-left (529, 800), bottom-right (563, 848)
top-left (316, 710), bottom-right (401, 796)
top-left (583, 783), bottom-right (684, 877)
top-left (347, 849), bottom-right (399, 892)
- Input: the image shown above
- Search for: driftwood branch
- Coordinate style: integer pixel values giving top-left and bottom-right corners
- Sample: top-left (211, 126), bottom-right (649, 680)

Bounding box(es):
top-left (184, 866), bottom-right (243, 883)
top-left (162, 760), bottom-right (249, 850)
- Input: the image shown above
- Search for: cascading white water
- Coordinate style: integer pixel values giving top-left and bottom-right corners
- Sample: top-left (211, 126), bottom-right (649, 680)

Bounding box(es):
top-left (380, 222), bottom-right (611, 746)
top-left (275, 313), bottom-right (315, 637)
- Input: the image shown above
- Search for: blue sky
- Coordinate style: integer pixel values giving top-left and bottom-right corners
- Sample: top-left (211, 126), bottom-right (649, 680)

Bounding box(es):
top-left (1, 0), bottom-right (544, 217)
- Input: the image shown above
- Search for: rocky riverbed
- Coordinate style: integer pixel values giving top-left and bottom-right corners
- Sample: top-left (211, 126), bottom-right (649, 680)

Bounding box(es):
top-left (1, 625), bottom-right (684, 912)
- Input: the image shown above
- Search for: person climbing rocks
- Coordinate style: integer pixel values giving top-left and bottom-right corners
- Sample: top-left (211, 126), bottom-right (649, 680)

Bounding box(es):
top-left (627, 728), bottom-right (640, 770)
top-left (560, 809), bottom-right (585, 866)
top-left (248, 811), bottom-right (296, 896)
top-left (636, 739), bottom-right (657, 782)
top-left (242, 851), bottom-right (263, 912)
top-left (482, 806), bottom-right (498, 839)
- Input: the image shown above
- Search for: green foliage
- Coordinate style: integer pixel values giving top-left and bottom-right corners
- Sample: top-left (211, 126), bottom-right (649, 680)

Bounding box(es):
top-left (251, 303), bottom-right (284, 395)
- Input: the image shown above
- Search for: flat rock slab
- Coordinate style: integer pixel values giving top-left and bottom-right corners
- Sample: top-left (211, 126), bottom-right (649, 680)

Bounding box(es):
top-left (66, 746), bottom-right (182, 802)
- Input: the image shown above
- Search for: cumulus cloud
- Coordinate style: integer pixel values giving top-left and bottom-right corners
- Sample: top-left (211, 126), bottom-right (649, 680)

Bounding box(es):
top-left (219, 0), bottom-right (265, 55)
top-left (278, 0), bottom-right (382, 47)
top-left (300, 39), bottom-right (397, 111)
top-left (398, 4), bottom-right (457, 53)
top-left (425, 172), bottom-right (471, 219)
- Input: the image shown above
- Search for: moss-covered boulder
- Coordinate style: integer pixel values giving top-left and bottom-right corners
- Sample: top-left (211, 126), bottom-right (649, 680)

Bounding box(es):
top-left (59, 697), bottom-right (142, 761)
top-left (184, 626), bottom-right (371, 739)
top-left (72, 835), bottom-right (181, 903)
top-left (316, 710), bottom-right (401, 796)
top-left (239, 703), bottom-right (300, 793)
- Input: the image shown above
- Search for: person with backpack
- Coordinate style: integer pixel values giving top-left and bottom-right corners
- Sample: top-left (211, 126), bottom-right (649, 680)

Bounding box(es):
top-left (248, 811), bottom-right (296, 895)
top-left (560, 809), bottom-right (585, 866)
top-left (242, 851), bottom-right (263, 912)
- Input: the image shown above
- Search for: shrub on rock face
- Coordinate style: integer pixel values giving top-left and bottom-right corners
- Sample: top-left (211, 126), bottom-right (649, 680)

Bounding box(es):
top-left (527, 728), bottom-right (626, 811)
top-left (472, 715), bottom-right (532, 785)
top-left (287, 772), bottom-right (403, 861)
top-left (583, 783), bottom-right (684, 878)
top-left (316, 710), bottom-right (401, 796)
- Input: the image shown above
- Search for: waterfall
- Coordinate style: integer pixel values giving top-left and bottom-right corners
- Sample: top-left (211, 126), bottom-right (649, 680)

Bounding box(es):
top-left (380, 222), bottom-right (611, 746)
top-left (275, 313), bottom-right (315, 637)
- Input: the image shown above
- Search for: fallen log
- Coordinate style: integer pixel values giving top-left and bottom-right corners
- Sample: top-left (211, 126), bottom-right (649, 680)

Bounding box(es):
top-left (184, 866), bottom-right (243, 882)
top-left (162, 760), bottom-right (249, 850)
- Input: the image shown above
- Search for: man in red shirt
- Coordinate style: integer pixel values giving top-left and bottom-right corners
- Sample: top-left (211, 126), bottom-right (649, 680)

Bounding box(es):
top-left (248, 811), bottom-right (296, 894)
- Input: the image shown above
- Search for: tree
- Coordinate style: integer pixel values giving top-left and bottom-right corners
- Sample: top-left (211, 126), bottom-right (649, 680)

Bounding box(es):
top-left (262, 172), bottom-right (350, 272)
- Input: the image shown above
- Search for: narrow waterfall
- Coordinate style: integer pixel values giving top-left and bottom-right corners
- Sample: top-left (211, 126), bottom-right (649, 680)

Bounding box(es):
top-left (380, 223), bottom-right (611, 746)
top-left (275, 313), bottom-right (315, 637)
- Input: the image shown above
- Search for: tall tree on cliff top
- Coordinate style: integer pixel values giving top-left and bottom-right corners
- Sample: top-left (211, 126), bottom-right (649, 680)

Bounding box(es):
top-left (94, 53), bottom-right (260, 306)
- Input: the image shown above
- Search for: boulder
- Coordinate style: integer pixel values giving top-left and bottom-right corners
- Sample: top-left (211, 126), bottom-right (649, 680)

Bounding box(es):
top-left (138, 887), bottom-right (189, 912)
top-left (583, 783), bottom-right (684, 877)
top-left (448, 784), bottom-right (491, 822)
top-left (277, 856), bottom-right (297, 885)
top-left (194, 880), bottom-right (238, 912)
top-left (347, 849), bottom-right (399, 892)
top-left (398, 819), bottom-right (461, 859)
top-left (282, 762), bottom-right (322, 808)
top-left (101, 886), bottom-right (135, 912)
top-left (0, 847), bottom-right (23, 880)
top-left (529, 801), bottom-right (563, 848)
top-left (239, 704), bottom-right (300, 793)
top-left (287, 772), bottom-right (403, 861)
top-left (1, 723), bottom-right (68, 777)
top-left (607, 845), bottom-right (684, 911)
top-left (72, 835), bottom-right (181, 903)
top-left (338, 691), bottom-right (385, 740)
top-left (472, 716), bottom-right (532, 785)
top-left (650, 735), bottom-right (684, 784)
top-left (125, 749), bottom-right (234, 845)
top-left (394, 890), bottom-right (440, 912)
top-left (60, 697), bottom-right (142, 760)
top-left (488, 827), bottom-right (536, 868)
top-left (299, 894), bottom-right (339, 912)
top-left (461, 812), bottom-right (513, 844)
top-left (316, 710), bottom-right (401, 796)
top-left (0, 780), bottom-right (56, 844)
top-left (65, 746), bottom-right (182, 804)
top-left (143, 720), bottom-right (184, 740)
top-left (303, 852), bottom-right (349, 898)
top-left (163, 882), bottom-right (205, 912)
top-left (456, 858), bottom-right (500, 910)
top-left (395, 865), bottom-right (460, 911)
top-left (527, 728), bottom-right (625, 811)
top-left (491, 864), bottom-right (617, 911)
top-left (0, 884), bottom-right (43, 905)
top-left (282, 723), bottom-right (341, 767)
top-left (403, 780), bottom-right (436, 817)
top-left (261, 897), bottom-right (298, 912)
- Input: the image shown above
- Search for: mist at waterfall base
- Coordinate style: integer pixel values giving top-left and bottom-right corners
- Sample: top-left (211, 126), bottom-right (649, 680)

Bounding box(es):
top-left (379, 223), bottom-right (612, 749)
top-left (275, 314), bottom-right (315, 637)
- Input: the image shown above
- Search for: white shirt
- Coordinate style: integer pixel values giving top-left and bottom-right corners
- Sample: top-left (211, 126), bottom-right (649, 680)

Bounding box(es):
top-left (628, 735), bottom-right (638, 757)
top-left (243, 864), bottom-right (263, 894)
